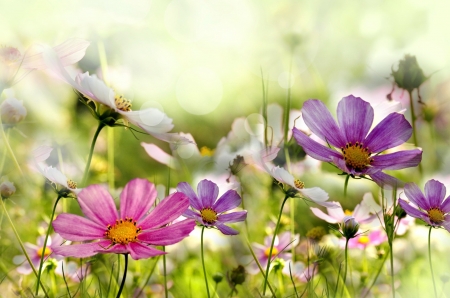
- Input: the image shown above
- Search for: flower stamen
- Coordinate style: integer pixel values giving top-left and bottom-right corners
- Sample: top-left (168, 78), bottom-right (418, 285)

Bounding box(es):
top-left (341, 142), bottom-right (373, 172)
top-left (200, 207), bottom-right (218, 224)
top-left (294, 179), bottom-right (305, 189)
top-left (104, 217), bottom-right (142, 245)
top-left (114, 95), bottom-right (132, 112)
top-left (37, 247), bottom-right (52, 258)
top-left (264, 247), bottom-right (279, 258)
top-left (67, 179), bottom-right (77, 189)
top-left (428, 208), bottom-right (445, 224)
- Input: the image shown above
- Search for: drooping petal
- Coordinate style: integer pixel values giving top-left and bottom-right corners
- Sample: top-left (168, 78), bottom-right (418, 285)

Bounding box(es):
top-left (371, 149), bottom-right (422, 170)
top-left (216, 223), bottom-right (239, 235)
top-left (197, 179), bottom-right (219, 207)
top-left (310, 206), bottom-right (341, 223)
top-left (398, 199), bottom-right (428, 222)
top-left (128, 242), bottom-right (166, 260)
top-left (293, 128), bottom-right (343, 162)
top-left (217, 211), bottom-right (247, 223)
top-left (337, 95), bottom-right (374, 144)
top-left (138, 219), bottom-right (196, 245)
top-left (301, 100), bottom-right (346, 148)
top-left (213, 189), bottom-right (241, 213)
top-left (299, 187), bottom-right (338, 208)
top-left (52, 241), bottom-right (111, 258)
top-left (78, 184), bottom-right (119, 226)
top-left (404, 182), bottom-right (430, 210)
top-left (183, 209), bottom-right (202, 222)
top-left (424, 179), bottom-right (446, 208)
top-left (369, 171), bottom-right (402, 188)
top-left (98, 243), bottom-right (129, 255)
top-left (125, 108), bottom-right (174, 133)
top-left (139, 192), bottom-right (190, 229)
top-left (53, 213), bottom-right (105, 241)
top-left (364, 113), bottom-right (412, 153)
top-left (141, 142), bottom-right (178, 169)
top-left (442, 215), bottom-right (450, 233)
top-left (120, 178), bottom-right (157, 221)
top-left (177, 182), bottom-right (202, 210)
top-left (76, 72), bottom-right (115, 107)
top-left (271, 166), bottom-right (295, 186)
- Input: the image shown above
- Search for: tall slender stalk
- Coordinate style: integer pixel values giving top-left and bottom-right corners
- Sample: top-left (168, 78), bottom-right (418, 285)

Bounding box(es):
top-left (263, 195), bottom-right (289, 295)
top-left (116, 254), bottom-right (128, 298)
top-left (36, 195), bottom-right (62, 296)
top-left (428, 227), bottom-right (438, 298)
top-left (201, 226), bottom-right (211, 298)
top-left (341, 239), bottom-right (350, 298)
top-left (82, 122), bottom-right (105, 186)
top-left (245, 239), bottom-right (276, 298)
top-left (407, 90), bottom-right (422, 175)
top-left (344, 175), bottom-right (350, 199)
top-left (0, 114), bottom-right (23, 177)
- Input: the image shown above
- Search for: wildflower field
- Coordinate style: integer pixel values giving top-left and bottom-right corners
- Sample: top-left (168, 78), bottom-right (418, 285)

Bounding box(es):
top-left (2, 1), bottom-right (450, 297)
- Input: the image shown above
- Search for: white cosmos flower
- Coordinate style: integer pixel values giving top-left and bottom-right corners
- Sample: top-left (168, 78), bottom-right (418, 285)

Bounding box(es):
top-left (0, 97), bottom-right (27, 125)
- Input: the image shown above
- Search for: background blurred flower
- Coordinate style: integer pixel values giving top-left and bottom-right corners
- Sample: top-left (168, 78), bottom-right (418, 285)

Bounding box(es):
top-left (0, 97), bottom-right (26, 125)
top-left (0, 177), bottom-right (16, 199)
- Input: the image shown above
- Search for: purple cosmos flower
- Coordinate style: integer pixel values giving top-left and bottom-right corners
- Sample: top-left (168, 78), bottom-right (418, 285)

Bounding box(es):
top-left (399, 179), bottom-right (450, 232)
top-left (293, 95), bottom-right (422, 186)
top-left (176, 179), bottom-right (247, 235)
top-left (52, 178), bottom-right (196, 260)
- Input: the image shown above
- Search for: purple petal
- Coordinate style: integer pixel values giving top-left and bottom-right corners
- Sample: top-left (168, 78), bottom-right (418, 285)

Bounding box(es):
top-left (425, 179), bottom-right (446, 208)
top-left (53, 214), bottom-right (104, 241)
top-left (337, 95), bottom-right (374, 144)
top-left (139, 192), bottom-right (190, 230)
top-left (213, 190), bottom-right (241, 213)
top-left (301, 99), bottom-right (346, 148)
top-left (364, 113), bottom-right (412, 153)
top-left (217, 211), bottom-right (247, 223)
top-left (371, 149), bottom-right (422, 170)
top-left (120, 178), bottom-right (157, 221)
top-left (293, 128), bottom-right (342, 162)
top-left (197, 180), bottom-right (219, 207)
top-left (440, 197), bottom-right (450, 213)
top-left (52, 241), bottom-right (110, 258)
top-left (183, 209), bottom-right (202, 222)
top-left (216, 223), bottom-right (239, 235)
top-left (404, 182), bottom-right (430, 210)
top-left (127, 243), bottom-right (166, 260)
top-left (398, 199), bottom-right (428, 222)
top-left (177, 182), bottom-right (202, 210)
top-left (369, 171), bottom-right (402, 188)
top-left (138, 219), bottom-right (196, 245)
top-left (78, 184), bottom-right (118, 226)
top-left (442, 215), bottom-right (450, 233)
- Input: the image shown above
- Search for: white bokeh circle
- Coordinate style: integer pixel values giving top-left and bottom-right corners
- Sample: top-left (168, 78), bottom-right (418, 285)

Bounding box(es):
top-left (140, 101), bottom-right (165, 126)
top-left (176, 67), bottom-right (223, 115)
top-left (278, 71), bottom-right (295, 89)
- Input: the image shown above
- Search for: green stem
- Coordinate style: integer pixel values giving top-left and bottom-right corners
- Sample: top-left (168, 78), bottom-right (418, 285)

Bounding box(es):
top-left (36, 195), bottom-right (62, 296)
top-left (341, 238), bottom-right (349, 298)
top-left (201, 226), bottom-right (211, 298)
top-left (245, 239), bottom-right (277, 297)
top-left (107, 127), bottom-right (115, 190)
top-left (116, 254), bottom-right (128, 298)
top-left (428, 227), bottom-right (437, 298)
top-left (82, 122), bottom-right (105, 186)
top-left (0, 114), bottom-right (23, 177)
top-left (283, 50), bottom-right (294, 144)
top-left (362, 250), bottom-right (390, 298)
top-left (0, 129), bottom-right (9, 174)
top-left (407, 90), bottom-right (422, 175)
top-left (389, 239), bottom-right (395, 298)
top-left (0, 199), bottom-right (49, 297)
top-left (263, 195), bottom-right (289, 295)
top-left (344, 175), bottom-right (350, 199)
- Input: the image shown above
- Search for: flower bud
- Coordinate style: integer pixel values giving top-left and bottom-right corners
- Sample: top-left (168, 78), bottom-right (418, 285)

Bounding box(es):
top-left (0, 97), bottom-right (27, 125)
top-left (341, 216), bottom-right (359, 239)
top-left (212, 272), bottom-right (224, 284)
top-left (0, 178), bottom-right (16, 199)
top-left (391, 54), bottom-right (427, 92)
top-left (227, 265), bottom-right (246, 287)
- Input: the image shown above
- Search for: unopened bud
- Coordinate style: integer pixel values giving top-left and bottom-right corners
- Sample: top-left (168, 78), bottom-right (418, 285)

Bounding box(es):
top-left (391, 54), bottom-right (427, 92)
top-left (0, 97), bottom-right (27, 125)
top-left (341, 216), bottom-right (359, 239)
top-left (227, 265), bottom-right (246, 287)
top-left (0, 178), bottom-right (16, 199)
top-left (212, 272), bottom-right (224, 284)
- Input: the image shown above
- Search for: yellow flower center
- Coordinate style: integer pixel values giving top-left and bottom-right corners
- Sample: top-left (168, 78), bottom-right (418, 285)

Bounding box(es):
top-left (200, 146), bottom-right (214, 157)
top-left (294, 179), bottom-right (305, 189)
top-left (344, 210), bottom-right (353, 216)
top-left (114, 95), bottom-right (132, 112)
top-left (358, 235), bottom-right (370, 244)
top-left (67, 179), bottom-right (77, 189)
top-left (104, 217), bottom-right (142, 245)
top-left (37, 247), bottom-right (52, 258)
top-left (428, 208), bottom-right (445, 224)
top-left (200, 208), bottom-right (218, 224)
top-left (341, 142), bottom-right (373, 172)
top-left (264, 247), bottom-right (279, 258)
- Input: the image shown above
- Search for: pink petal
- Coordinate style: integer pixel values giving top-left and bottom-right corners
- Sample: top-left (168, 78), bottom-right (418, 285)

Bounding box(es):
top-left (120, 178), bottom-right (157, 221)
top-left (128, 242), bottom-right (166, 260)
top-left (138, 219), bottom-right (196, 245)
top-left (139, 192), bottom-right (190, 229)
top-left (78, 184), bottom-right (119, 226)
top-left (52, 241), bottom-right (111, 258)
top-left (213, 190), bottom-right (242, 213)
top-left (141, 142), bottom-right (178, 169)
top-left (310, 206), bottom-right (341, 224)
top-left (53, 213), bottom-right (105, 241)
top-left (177, 182), bottom-right (202, 210)
top-left (216, 223), bottom-right (239, 235)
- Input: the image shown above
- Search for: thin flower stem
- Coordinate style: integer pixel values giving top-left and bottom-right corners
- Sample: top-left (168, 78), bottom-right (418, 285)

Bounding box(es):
top-left (341, 238), bottom-right (349, 298)
top-left (201, 226), bottom-right (211, 298)
top-left (407, 90), bottom-right (422, 175)
top-left (389, 240), bottom-right (395, 298)
top-left (289, 263), bottom-right (299, 298)
top-left (82, 122), bottom-right (105, 186)
top-left (428, 227), bottom-right (438, 298)
top-left (0, 114), bottom-right (24, 177)
top-left (245, 239), bottom-right (277, 297)
top-left (263, 195), bottom-right (289, 295)
top-left (0, 129), bottom-right (10, 174)
top-left (362, 249), bottom-right (390, 298)
top-left (116, 254), bottom-right (128, 298)
top-left (283, 49), bottom-right (294, 144)
top-left (344, 175), bottom-right (350, 199)
top-left (36, 195), bottom-right (62, 296)
top-left (163, 246), bottom-right (168, 298)
top-left (107, 127), bottom-right (115, 190)
top-left (0, 199), bottom-right (49, 297)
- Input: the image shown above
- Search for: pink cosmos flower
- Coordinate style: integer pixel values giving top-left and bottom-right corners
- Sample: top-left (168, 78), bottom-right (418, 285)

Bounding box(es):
top-left (177, 179), bottom-right (247, 235)
top-left (283, 260), bottom-right (318, 282)
top-left (52, 178), bottom-right (196, 260)
top-left (346, 229), bottom-right (388, 250)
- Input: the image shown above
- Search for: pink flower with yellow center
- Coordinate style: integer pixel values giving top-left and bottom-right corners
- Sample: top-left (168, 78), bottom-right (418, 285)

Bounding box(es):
top-left (52, 178), bottom-right (196, 260)
top-left (347, 229), bottom-right (387, 250)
